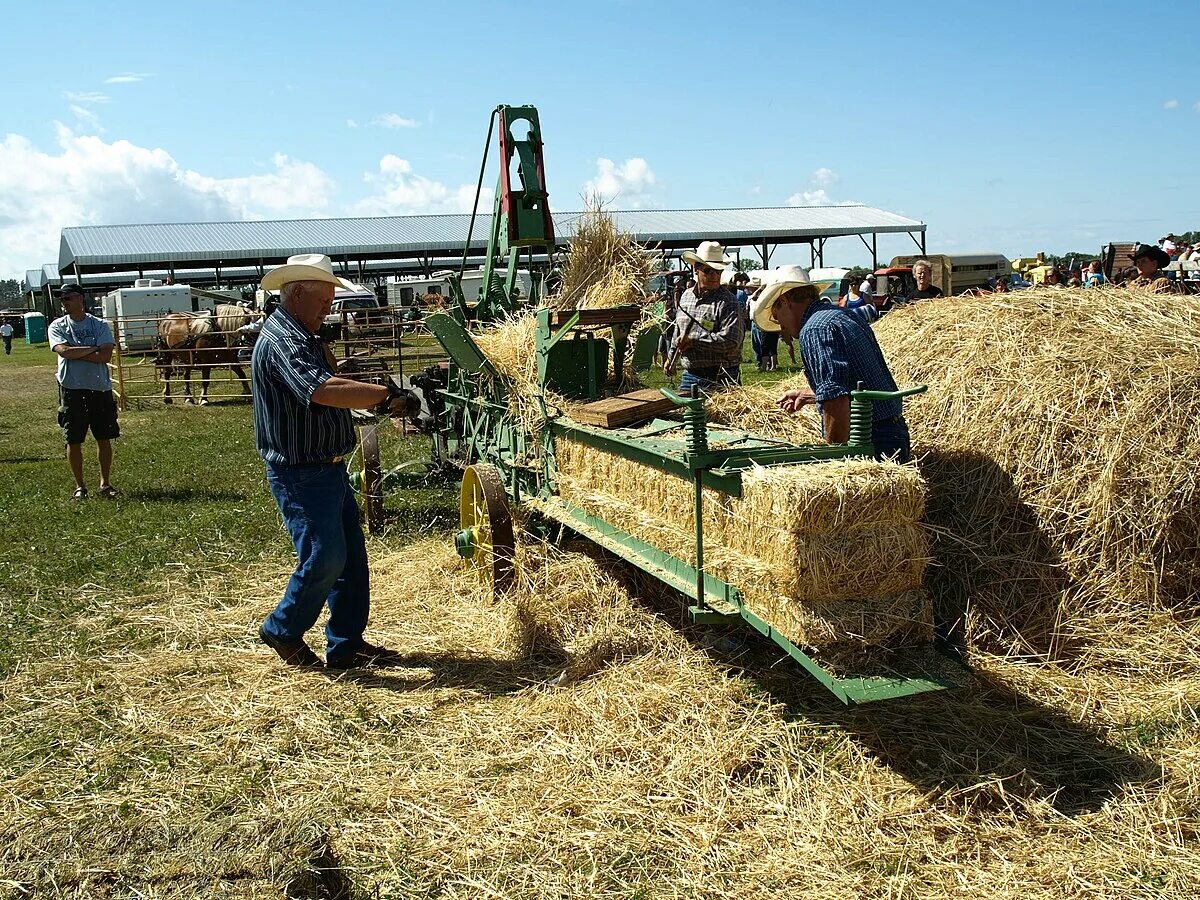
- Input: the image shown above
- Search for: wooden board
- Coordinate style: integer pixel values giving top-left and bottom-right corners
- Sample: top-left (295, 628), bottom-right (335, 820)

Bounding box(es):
top-left (572, 388), bottom-right (677, 428)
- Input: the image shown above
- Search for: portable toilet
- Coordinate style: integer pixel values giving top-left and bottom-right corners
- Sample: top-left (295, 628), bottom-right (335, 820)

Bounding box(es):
top-left (23, 312), bottom-right (47, 344)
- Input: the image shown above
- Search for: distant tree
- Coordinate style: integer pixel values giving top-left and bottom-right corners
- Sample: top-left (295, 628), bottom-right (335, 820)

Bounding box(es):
top-left (735, 257), bottom-right (762, 273)
top-left (1046, 251), bottom-right (1099, 267)
top-left (0, 279), bottom-right (21, 307)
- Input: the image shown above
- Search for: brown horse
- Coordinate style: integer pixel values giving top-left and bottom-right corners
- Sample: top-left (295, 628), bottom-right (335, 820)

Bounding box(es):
top-left (156, 303), bottom-right (257, 404)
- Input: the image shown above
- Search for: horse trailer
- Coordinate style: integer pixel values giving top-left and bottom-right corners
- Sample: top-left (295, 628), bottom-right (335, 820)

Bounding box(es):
top-left (102, 282), bottom-right (224, 351)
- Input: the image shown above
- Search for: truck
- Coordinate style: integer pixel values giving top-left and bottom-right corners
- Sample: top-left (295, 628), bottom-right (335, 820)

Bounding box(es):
top-left (872, 253), bottom-right (1013, 302)
top-left (102, 279), bottom-right (233, 351)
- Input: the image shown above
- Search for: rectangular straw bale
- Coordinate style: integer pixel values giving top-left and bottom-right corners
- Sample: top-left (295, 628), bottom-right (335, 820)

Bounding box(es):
top-left (552, 437), bottom-right (932, 653)
top-left (535, 485), bottom-right (931, 653)
top-left (555, 438), bottom-right (928, 597)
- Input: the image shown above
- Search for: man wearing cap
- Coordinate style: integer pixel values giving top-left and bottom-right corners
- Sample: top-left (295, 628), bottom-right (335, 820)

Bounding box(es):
top-left (1125, 244), bottom-right (1176, 293)
top-left (253, 254), bottom-right (413, 670)
top-left (665, 241), bottom-right (745, 391)
top-left (750, 265), bottom-right (911, 462)
top-left (48, 284), bottom-right (120, 500)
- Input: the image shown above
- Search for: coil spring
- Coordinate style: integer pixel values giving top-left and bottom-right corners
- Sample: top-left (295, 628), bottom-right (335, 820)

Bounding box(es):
top-left (683, 404), bottom-right (708, 455)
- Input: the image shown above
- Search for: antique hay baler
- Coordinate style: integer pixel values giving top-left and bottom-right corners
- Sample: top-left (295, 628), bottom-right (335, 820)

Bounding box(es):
top-left (365, 304), bottom-right (956, 706)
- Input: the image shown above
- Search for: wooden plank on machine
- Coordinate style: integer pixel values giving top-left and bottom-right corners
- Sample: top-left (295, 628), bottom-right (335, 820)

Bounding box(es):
top-left (572, 389), bottom-right (677, 428)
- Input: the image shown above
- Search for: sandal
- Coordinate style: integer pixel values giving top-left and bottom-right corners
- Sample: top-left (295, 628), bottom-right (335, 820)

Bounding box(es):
top-left (97, 485), bottom-right (120, 499)
top-left (71, 487), bottom-right (88, 501)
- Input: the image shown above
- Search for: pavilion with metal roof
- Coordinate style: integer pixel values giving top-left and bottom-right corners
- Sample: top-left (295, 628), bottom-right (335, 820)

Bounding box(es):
top-left (56, 205), bottom-right (926, 290)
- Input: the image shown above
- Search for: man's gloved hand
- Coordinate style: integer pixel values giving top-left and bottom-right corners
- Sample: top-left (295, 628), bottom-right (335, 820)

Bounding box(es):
top-left (373, 378), bottom-right (419, 419)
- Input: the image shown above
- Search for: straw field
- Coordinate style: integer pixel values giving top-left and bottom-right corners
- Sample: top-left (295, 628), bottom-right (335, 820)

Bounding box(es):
top-left (4, 316), bottom-right (1200, 896)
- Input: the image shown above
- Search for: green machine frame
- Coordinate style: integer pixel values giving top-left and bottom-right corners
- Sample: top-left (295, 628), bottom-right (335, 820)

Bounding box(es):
top-left (421, 310), bottom-right (958, 706)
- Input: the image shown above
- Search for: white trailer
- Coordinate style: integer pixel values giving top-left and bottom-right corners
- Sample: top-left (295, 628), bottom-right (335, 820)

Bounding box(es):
top-left (102, 280), bottom-right (232, 350)
top-left (386, 268), bottom-right (533, 307)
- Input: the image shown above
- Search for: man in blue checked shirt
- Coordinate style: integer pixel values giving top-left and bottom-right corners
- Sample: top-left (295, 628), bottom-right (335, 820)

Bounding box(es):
top-left (253, 254), bottom-right (413, 670)
top-left (750, 264), bottom-right (911, 463)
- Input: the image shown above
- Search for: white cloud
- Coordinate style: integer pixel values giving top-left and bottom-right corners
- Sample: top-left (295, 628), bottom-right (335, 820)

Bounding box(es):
top-left (104, 73), bottom-right (150, 84)
top-left (372, 113), bottom-right (420, 129)
top-left (787, 189), bottom-right (832, 206)
top-left (0, 127), bottom-right (335, 277)
top-left (346, 119), bottom-right (359, 129)
top-left (582, 157), bottom-right (657, 206)
top-left (353, 154), bottom-right (491, 216)
top-left (68, 105), bottom-right (104, 133)
top-left (1164, 99), bottom-right (1180, 109)
top-left (786, 168), bottom-right (857, 206)
top-left (811, 167), bottom-right (839, 187)
top-left (64, 91), bottom-right (109, 105)
top-left (1194, 100), bottom-right (1200, 113)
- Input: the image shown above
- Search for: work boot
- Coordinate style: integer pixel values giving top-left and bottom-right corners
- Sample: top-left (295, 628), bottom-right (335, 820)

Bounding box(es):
top-left (258, 626), bottom-right (323, 669)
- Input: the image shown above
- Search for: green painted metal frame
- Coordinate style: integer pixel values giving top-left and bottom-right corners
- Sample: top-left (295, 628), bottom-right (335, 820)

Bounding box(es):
top-left (540, 498), bottom-right (957, 705)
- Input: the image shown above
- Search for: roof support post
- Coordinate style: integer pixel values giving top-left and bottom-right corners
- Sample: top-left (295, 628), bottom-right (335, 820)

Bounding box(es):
top-left (909, 230), bottom-right (926, 254)
top-left (872, 233), bottom-right (878, 269)
top-left (215, 264), bottom-right (222, 288)
top-left (809, 242), bottom-right (815, 267)
top-left (817, 237), bottom-right (825, 267)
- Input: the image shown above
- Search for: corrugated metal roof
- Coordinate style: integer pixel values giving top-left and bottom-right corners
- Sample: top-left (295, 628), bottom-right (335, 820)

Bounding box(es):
top-left (58, 206), bottom-right (924, 273)
top-left (25, 268), bottom-right (45, 291)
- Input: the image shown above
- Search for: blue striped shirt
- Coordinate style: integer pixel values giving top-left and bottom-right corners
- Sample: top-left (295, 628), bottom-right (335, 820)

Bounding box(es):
top-left (798, 299), bottom-right (902, 421)
top-left (251, 308), bottom-right (355, 465)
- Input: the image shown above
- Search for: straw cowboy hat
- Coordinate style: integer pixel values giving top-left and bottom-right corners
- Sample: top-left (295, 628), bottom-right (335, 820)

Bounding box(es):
top-left (681, 241), bottom-right (732, 271)
top-left (750, 265), bottom-right (830, 332)
top-left (261, 253), bottom-right (355, 291)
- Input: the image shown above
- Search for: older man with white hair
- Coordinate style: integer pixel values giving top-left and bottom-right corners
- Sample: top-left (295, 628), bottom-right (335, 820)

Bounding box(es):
top-left (253, 254), bottom-right (412, 670)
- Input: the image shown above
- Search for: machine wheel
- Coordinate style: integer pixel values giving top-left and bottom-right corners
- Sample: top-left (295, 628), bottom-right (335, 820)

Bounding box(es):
top-left (457, 464), bottom-right (516, 595)
top-left (359, 422), bottom-right (384, 534)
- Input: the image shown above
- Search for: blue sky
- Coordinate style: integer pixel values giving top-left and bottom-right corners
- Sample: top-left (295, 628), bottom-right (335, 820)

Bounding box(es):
top-left (1, 0), bottom-right (1198, 277)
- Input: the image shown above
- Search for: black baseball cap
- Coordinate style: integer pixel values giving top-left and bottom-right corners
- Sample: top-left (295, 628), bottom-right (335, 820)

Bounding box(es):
top-left (56, 283), bottom-right (85, 298)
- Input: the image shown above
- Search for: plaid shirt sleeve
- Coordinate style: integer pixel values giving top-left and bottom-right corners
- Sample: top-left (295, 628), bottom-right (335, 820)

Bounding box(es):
top-left (672, 287), bottom-right (745, 368)
top-left (800, 319), bottom-right (852, 402)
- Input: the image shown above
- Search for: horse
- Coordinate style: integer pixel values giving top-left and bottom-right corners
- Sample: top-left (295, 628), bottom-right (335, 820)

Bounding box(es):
top-left (156, 303), bottom-right (258, 405)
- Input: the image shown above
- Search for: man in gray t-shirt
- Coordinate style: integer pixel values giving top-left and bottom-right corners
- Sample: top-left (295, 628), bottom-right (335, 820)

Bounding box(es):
top-left (47, 284), bottom-right (120, 500)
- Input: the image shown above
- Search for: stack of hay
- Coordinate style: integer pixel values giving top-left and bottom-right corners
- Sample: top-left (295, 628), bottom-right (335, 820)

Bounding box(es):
top-left (550, 439), bottom-right (932, 663)
top-left (712, 287), bottom-right (1200, 668)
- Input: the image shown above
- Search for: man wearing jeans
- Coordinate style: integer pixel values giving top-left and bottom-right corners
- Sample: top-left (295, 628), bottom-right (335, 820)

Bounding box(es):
top-left (252, 254), bottom-right (412, 669)
top-left (664, 241), bottom-right (744, 392)
top-left (751, 265), bottom-right (911, 463)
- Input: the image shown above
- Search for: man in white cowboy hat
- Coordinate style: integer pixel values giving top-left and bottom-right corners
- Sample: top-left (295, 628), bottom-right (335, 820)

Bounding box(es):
top-left (666, 241), bottom-right (745, 391)
top-left (750, 264), bottom-right (911, 462)
top-left (252, 253), bottom-right (413, 670)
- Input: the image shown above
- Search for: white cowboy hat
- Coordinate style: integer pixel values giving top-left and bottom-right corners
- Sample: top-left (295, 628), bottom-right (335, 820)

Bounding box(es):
top-left (261, 253), bottom-right (354, 291)
top-left (750, 264), bottom-right (829, 332)
top-left (681, 241), bottom-right (731, 271)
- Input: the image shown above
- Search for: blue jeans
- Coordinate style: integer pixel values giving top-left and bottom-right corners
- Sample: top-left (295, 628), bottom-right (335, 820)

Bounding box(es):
top-left (750, 323), bottom-right (763, 365)
top-left (873, 418), bottom-right (911, 464)
top-left (680, 366), bottom-right (740, 395)
top-left (262, 461), bottom-right (370, 661)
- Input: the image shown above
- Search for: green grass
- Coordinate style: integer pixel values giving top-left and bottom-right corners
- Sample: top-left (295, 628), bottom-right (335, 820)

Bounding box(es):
top-left (0, 341), bottom-right (456, 674)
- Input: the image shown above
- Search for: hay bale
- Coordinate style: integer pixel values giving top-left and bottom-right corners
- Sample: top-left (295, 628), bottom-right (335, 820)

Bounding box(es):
top-left (713, 287), bottom-right (1200, 663)
top-left (553, 438), bottom-right (931, 656)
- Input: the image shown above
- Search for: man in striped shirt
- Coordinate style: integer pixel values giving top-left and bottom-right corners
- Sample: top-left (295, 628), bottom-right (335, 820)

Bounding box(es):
top-left (253, 254), bottom-right (411, 669)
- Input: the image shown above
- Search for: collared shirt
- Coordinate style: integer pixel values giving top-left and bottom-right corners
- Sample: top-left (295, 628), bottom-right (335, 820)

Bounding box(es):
top-left (672, 285), bottom-right (745, 370)
top-left (47, 314), bottom-right (114, 391)
top-left (797, 299), bottom-right (902, 421)
top-left (251, 307), bottom-right (354, 465)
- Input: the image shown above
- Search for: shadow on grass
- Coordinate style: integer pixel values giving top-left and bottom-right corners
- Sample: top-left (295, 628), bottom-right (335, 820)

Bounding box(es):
top-left (126, 486), bottom-right (252, 503)
top-left (0, 455), bottom-right (56, 463)
top-left (326, 650), bottom-right (549, 696)
top-left (571, 531), bottom-right (1161, 819)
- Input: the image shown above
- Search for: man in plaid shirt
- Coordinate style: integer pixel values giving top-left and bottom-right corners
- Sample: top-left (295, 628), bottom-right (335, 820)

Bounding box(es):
top-left (664, 241), bottom-right (745, 393)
